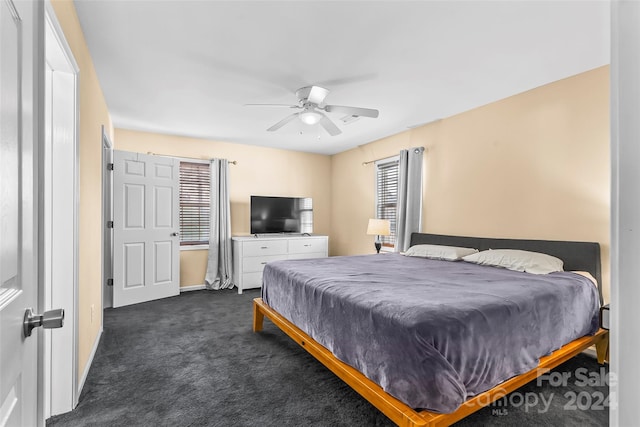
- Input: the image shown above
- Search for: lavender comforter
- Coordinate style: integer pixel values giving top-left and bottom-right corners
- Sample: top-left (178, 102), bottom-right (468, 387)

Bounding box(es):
top-left (261, 253), bottom-right (600, 413)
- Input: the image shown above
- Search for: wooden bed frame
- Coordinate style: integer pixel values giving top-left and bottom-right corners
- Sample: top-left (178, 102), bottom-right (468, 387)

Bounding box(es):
top-left (254, 298), bottom-right (608, 427)
top-left (252, 232), bottom-right (609, 426)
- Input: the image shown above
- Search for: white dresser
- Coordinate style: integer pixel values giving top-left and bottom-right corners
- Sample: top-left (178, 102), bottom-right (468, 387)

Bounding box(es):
top-left (232, 235), bottom-right (328, 294)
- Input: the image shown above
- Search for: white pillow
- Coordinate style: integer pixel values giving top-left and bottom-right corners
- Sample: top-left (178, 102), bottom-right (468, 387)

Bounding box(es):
top-left (404, 244), bottom-right (478, 261)
top-left (462, 249), bottom-right (564, 275)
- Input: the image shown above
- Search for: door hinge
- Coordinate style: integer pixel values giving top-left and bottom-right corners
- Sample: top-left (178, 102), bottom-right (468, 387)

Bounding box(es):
top-left (107, 278), bottom-right (113, 287)
top-left (107, 163), bottom-right (114, 171)
top-left (107, 221), bottom-right (114, 229)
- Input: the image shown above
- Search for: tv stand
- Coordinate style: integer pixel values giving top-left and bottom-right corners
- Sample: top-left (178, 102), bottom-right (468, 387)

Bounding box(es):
top-left (232, 235), bottom-right (328, 294)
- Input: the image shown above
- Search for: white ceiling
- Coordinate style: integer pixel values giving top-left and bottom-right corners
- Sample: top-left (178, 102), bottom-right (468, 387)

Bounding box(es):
top-left (73, 0), bottom-right (610, 155)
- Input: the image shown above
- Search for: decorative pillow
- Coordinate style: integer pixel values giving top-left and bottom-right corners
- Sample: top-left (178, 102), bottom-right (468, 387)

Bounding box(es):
top-left (462, 249), bottom-right (564, 274)
top-left (404, 244), bottom-right (478, 261)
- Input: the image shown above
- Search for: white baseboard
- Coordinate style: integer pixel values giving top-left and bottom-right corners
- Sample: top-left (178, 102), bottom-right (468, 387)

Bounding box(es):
top-left (180, 284), bottom-right (206, 292)
top-left (77, 327), bottom-right (102, 404)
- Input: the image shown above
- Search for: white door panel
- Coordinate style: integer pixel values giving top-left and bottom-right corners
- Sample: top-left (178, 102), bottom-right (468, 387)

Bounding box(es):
top-left (153, 241), bottom-right (173, 284)
top-left (154, 187), bottom-right (173, 227)
top-left (124, 243), bottom-right (145, 288)
top-left (113, 151), bottom-right (180, 307)
top-left (1, 0), bottom-right (41, 425)
top-left (124, 184), bottom-right (145, 228)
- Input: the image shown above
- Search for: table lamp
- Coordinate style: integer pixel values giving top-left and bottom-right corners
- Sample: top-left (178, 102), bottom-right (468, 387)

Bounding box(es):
top-left (367, 219), bottom-right (391, 254)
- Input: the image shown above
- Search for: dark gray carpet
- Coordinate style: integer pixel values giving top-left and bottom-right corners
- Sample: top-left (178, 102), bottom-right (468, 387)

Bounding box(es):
top-left (48, 289), bottom-right (609, 426)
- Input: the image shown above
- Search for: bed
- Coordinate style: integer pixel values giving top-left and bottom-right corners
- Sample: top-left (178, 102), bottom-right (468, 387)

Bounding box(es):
top-left (252, 232), bottom-right (609, 426)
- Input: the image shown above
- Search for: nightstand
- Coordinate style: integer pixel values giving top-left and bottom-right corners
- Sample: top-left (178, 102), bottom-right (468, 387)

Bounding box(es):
top-left (597, 304), bottom-right (610, 364)
top-left (600, 304), bottom-right (609, 330)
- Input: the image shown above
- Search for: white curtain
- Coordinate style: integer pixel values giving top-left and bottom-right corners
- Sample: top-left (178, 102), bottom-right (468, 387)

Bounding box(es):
top-left (395, 147), bottom-right (424, 252)
top-left (205, 159), bottom-right (233, 290)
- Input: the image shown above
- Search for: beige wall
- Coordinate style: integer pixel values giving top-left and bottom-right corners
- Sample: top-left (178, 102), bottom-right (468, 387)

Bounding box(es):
top-left (50, 0), bottom-right (113, 383)
top-left (331, 66), bottom-right (611, 302)
top-left (42, 3), bottom-right (611, 383)
top-left (114, 129), bottom-right (332, 287)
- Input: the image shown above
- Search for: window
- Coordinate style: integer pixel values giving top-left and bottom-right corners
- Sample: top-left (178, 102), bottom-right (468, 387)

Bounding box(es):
top-left (297, 197), bottom-right (313, 234)
top-left (179, 161), bottom-right (210, 245)
top-left (375, 157), bottom-right (399, 248)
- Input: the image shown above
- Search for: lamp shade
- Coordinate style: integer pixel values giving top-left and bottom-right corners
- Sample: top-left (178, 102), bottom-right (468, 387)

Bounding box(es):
top-left (366, 218), bottom-right (391, 236)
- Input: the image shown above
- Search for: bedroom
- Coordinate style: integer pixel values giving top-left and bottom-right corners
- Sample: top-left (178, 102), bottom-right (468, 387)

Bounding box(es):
top-left (1, 0), bottom-right (637, 426)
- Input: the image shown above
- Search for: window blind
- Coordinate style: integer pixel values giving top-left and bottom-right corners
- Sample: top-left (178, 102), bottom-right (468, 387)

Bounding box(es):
top-left (376, 159), bottom-right (399, 247)
top-left (297, 197), bottom-right (313, 234)
top-left (179, 162), bottom-right (210, 245)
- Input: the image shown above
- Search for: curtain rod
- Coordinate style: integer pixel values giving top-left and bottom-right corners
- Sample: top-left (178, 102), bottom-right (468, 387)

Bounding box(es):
top-left (146, 152), bottom-right (237, 165)
top-left (362, 158), bottom-right (387, 166)
top-left (362, 147), bottom-right (425, 166)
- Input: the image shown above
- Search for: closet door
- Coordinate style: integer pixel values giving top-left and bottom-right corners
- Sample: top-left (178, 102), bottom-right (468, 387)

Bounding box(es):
top-left (112, 151), bottom-right (180, 307)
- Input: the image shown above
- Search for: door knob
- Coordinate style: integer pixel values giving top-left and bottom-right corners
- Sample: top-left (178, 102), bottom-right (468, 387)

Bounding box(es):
top-left (171, 232), bottom-right (180, 237)
top-left (23, 308), bottom-right (65, 337)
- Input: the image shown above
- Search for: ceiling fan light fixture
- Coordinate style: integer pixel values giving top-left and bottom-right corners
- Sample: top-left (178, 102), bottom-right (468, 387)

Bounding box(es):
top-left (299, 109), bottom-right (323, 125)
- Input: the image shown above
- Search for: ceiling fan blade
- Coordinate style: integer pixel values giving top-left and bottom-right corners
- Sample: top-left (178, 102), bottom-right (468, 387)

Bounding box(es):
top-left (324, 105), bottom-right (379, 118)
top-left (319, 115), bottom-right (342, 136)
top-left (315, 73), bottom-right (378, 88)
top-left (244, 104), bottom-right (300, 108)
top-left (267, 113), bottom-right (300, 132)
top-left (307, 86), bottom-right (330, 105)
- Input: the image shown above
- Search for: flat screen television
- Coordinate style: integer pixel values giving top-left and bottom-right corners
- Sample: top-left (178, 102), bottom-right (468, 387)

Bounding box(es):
top-left (250, 196), bottom-right (313, 235)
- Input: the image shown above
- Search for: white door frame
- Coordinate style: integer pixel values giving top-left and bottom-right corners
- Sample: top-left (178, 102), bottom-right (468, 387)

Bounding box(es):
top-left (102, 127), bottom-right (113, 310)
top-left (610, 1), bottom-right (640, 424)
top-left (43, 2), bottom-right (79, 417)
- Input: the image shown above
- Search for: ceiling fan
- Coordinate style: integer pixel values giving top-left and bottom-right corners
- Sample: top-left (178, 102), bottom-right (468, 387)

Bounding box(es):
top-left (246, 85), bottom-right (379, 136)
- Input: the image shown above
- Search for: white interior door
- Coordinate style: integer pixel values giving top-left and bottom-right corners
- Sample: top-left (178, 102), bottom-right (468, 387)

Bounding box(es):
top-left (112, 151), bottom-right (180, 308)
top-left (0, 1), bottom-right (41, 426)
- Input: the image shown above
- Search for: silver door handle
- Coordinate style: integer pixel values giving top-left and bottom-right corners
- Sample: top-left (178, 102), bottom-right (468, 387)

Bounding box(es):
top-left (171, 232), bottom-right (180, 237)
top-left (23, 308), bottom-right (65, 337)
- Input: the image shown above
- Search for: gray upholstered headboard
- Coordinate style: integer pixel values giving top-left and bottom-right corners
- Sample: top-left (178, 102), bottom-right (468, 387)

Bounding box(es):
top-left (409, 232), bottom-right (603, 305)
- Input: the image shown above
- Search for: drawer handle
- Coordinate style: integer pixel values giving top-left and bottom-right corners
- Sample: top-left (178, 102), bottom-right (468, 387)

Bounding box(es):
top-left (261, 262), bottom-right (267, 265)
top-left (260, 246), bottom-right (268, 249)
top-left (304, 244), bottom-right (311, 247)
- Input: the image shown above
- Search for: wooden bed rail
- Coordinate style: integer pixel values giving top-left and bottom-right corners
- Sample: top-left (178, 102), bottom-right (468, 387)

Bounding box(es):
top-left (253, 298), bottom-right (609, 427)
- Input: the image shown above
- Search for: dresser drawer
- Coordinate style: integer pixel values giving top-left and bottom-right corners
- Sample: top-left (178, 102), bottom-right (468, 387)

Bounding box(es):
top-left (288, 238), bottom-right (326, 254)
top-left (242, 239), bottom-right (288, 256)
top-left (288, 252), bottom-right (326, 261)
top-left (243, 254), bottom-right (288, 273)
